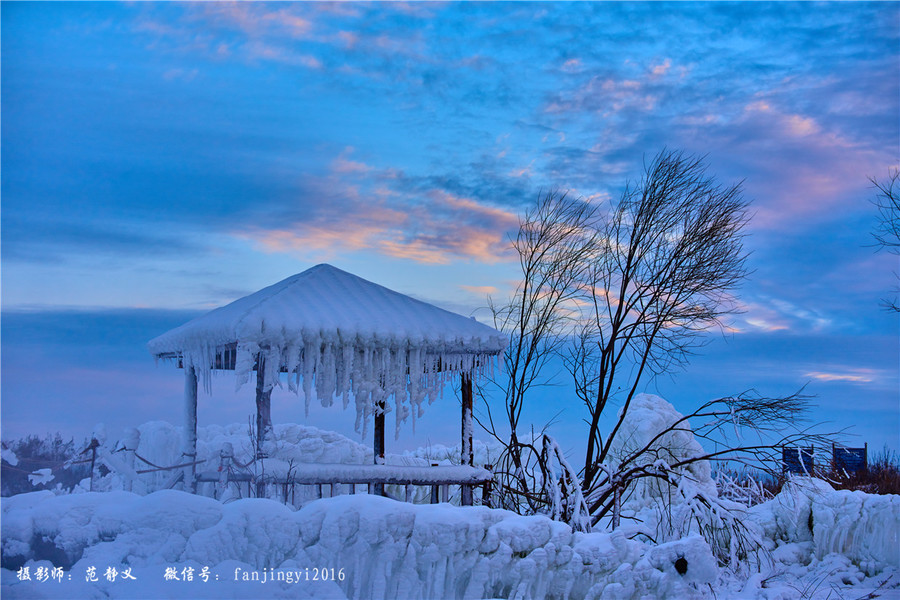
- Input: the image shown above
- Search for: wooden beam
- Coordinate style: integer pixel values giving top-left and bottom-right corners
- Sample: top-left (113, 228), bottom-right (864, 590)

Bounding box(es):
top-left (461, 372), bottom-right (474, 506)
top-left (183, 365), bottom-right (198, 494)
top-left (461, 373), bottom-right (474, 465)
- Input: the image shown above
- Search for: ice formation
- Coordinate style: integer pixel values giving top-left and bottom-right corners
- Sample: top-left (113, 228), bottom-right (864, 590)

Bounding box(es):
top-left (750, 477), bottom-right (900, 575)
top-left (147, 264), bottom-right (506, 435)
top-left (1, 490), bottom-right (717, 600)
top-left (3, 418), bottom-right (899, 599)
top-left (84, 421), bottom-right (374, 497)
top-left (1, 446), bottom-right (18, 467)
top-left (26, 469), bottom-right (54, 487)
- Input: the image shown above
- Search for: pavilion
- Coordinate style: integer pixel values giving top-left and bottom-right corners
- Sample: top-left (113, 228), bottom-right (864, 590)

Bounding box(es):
top-left (148, 264), bottom-right (506, 499)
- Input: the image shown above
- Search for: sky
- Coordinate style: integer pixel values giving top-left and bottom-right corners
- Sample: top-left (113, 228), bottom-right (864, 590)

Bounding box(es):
top-left (2, 2), bottom-right (898, 464)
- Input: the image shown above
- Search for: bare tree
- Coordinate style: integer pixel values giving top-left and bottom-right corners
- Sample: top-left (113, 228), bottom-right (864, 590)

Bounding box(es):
top-left (477, 190), bottom-right (599, 521)
top-left (870, 168), bottom-right (900, 312)
top-left (571, 149), bottom-right (751, 499)
top-left (483, 150), bottom-right (832, 546)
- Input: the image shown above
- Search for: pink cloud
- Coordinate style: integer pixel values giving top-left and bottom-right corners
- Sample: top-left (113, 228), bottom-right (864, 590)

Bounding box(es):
top-left (161, 68), bottom-right (198, 82)
top-left (460, 284), bottom-right (499, 296)
top-left (199, 3), bottom-right (313, 39)
top-left (734, 294), bottom-right (837, 334)
top-left (649, 58), bottom-right (671, 78)
top-left (233, 152), bottom-right (520, 265)
top-left (332, 147), bottom-right (372, 174)
top-left (735, 302), bottom-right (792, 333)
top-left (561, 58), bottom-right (582, 73)
top-left (337, 30), bottom-right (359, 48)
top-left (244, 41), bottom-right (322, 69)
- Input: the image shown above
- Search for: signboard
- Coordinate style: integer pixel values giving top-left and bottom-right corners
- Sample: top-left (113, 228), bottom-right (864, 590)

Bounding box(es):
top-left (782, 447), bottom-right (815, 474)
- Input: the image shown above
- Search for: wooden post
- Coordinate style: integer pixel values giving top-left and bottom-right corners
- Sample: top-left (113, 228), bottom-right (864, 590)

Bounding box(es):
top-left (87, 438), bottom-right (99, 492)
top-left (482, 464), bottom-right (493, 507)
top-left (864, 442), bottom-right (868, 475)
top-left (217, 442), bottom-right (233, 499)
top-left (461, 373), bottom-right (474, 466)
top-left (430, 463), bottom-right (439, 504)
top-left (460, 373), bottom-right (474, 506)
top-left (183, 365), bottom-right (198, 494)
top-left (373, 400), bottom-right (385, 497)
top-left (122, 428), bottom-right (140, 493)
top-left (255, 353), bottom-right (273, 460)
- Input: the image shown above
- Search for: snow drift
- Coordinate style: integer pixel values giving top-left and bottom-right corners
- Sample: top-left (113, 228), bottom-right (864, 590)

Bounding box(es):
top-left (2, 490), bottom-right (717, 600)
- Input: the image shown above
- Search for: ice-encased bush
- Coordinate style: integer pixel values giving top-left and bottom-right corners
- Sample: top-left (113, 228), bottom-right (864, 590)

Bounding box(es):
top-left (2, 489), bottom-right (717, 600)
top-left (608, 393), bottom-right (717, 507)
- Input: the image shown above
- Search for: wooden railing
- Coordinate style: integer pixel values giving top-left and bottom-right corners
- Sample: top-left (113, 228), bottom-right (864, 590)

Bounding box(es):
top-left (74, 431), bottom-right (496, 507)
top-left (193, 445), bottom-right (495, 507)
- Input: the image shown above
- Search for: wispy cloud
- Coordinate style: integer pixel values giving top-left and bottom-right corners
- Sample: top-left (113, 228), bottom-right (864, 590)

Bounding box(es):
top-left (802, 365), bottom-right (896, 389)
top-left (735, 295), bottom-right (837, 334)
top-left (545, 75), bottom-right (659, 117)
top-left (805, 370), bottom-right (874, 384)
top-left (196, 3), bottom-right (314, 40)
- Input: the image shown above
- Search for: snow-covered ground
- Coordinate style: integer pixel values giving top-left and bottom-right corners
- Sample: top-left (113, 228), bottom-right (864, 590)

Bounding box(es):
top-left (2, 482), bottom-right (897, 599)
top-left (2, 419), bottom-right (898, 599)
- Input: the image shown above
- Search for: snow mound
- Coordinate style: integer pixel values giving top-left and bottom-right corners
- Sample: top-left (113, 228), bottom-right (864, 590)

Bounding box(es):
top-left (3, 490), bottom-right (718, 600)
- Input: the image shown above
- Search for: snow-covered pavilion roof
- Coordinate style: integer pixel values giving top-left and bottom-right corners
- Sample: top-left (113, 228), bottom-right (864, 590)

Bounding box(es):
top-left (149, 263), bottom-right (505, 360)
top-left (149, 264), bottom-right (506, 430)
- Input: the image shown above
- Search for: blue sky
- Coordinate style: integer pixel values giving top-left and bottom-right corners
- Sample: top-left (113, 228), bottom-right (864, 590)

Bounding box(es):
top-left (2, 2), bottom-right (898, 459)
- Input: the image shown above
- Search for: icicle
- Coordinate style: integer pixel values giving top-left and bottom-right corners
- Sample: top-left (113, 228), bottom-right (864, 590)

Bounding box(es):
top-left (340, 343), bottom-right (353, 409)
top-left (233, 343), bottom-right (257, 392)
top-left (302, 337), bottom-right (315, 404)
top-left (285, 342), bottom-right (301, 393)
top-left (263, 346), bottom-right (281, 393)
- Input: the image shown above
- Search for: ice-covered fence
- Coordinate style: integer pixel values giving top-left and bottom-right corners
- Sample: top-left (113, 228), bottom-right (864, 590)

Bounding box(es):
top-left (73, 422), bottom-right (499, 509)
top-left (194, 450), bottom-right (494, 507)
